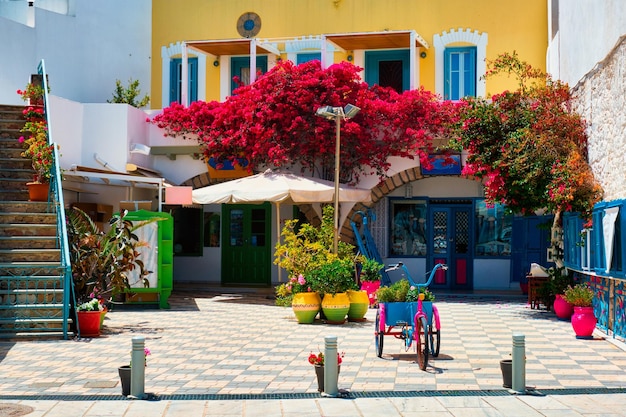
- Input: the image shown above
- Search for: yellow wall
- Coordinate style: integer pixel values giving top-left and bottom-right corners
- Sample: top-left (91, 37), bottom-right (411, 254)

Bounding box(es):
top-left (152, 0), bottom-right (547, 107)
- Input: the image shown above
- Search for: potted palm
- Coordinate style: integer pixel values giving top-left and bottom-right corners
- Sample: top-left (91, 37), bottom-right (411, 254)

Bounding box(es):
top-left (67, 207), bottom-right (155, 336)
top-left (563, 283), bottom-right (596, 338)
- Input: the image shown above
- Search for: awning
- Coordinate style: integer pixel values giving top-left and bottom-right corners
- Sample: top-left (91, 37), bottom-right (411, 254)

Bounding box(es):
top-left (186, 38), bottom-right (280, 56)
top-left (324, 30), bottom-right (429, 51)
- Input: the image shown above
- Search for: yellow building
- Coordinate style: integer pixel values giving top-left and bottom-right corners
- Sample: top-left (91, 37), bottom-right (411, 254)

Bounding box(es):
top-left (150, 0), bottom-right (550, 291)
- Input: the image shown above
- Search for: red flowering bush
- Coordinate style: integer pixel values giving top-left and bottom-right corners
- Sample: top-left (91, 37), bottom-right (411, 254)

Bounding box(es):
top-left (308, 351), bottom-right (344, 366)
top-left (449, 52), bottom-right (602, 220)
top-left (150, 60), bottom-right (455, 183)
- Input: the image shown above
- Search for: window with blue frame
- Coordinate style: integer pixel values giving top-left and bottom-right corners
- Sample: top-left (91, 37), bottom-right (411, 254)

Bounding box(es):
top-left (444, 47), bottom-right (476, 100)
top-left (589, 202), bottom-right (626, 277)
top-left (390, 200), bottom-right (427, 256)
top-left (296, 53), bottom-right (321, 65)
top-left (364, 50), bottom-right (410, 93)
top-left (169, 57), bottom-right (198, 105)
top-left (231, 56), bottom-right (268, 94)
top-left (563, 212), bottom-right (593, 271)
top-left (474, 200), bottom-right (511, 257)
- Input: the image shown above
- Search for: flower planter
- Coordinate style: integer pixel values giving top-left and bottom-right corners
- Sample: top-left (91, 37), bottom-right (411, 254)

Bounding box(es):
top-left (553, 294), bottom-right (574, 320)
top-left (314, 365), bottom-right (340, 393)
top-left (321, 293), bottom-right (350, 324)
top-left (77, 310), bottom-right (101, 337)
top-left (360, 281), bottom-right (380, 306)
top-left (347, 289), bottom-right (369, 321)
top-left (118, 365), bottom-right (131, 396)
top-left (571, 306), bottom-right (597, 338)
top-left (26, 182), bottom-right (49, 202)
top-left (291, 292), bottom-right (321, 324)
top-left (499, 359), bottom-right (512, 388)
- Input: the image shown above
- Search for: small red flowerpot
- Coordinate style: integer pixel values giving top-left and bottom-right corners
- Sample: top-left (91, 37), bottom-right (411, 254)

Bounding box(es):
top-left (553, 294), bottom-right (574, 320)
top-left (361, 281), bottom-right (381, 306)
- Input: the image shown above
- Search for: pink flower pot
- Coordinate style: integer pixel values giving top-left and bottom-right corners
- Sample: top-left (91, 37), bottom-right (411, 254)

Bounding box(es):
top-left (571, 306), bottom-right (597, 338)
top-left (553, 294), bottom-right (574, 320)
top-left (360, 281), bottom-right (381, 306)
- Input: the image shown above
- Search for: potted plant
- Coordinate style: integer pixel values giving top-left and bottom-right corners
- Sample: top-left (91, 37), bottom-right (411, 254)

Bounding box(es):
top-left (376, 279), bottom-right (435, 326)
top-left (17, 80), bottom-right (46, 106)
top-left (308, 258), bottom-right (358, 324)
top-left (67, 207), bottom-right (155, 336)
top-left (563, 283), bottom-right (596, 338)
top-left (308, 350), bottom-right (344, 393)
top-left (358, 257), bottom-right (384, 307)
top-left (278, 274), bottom-right (321, 324)
top-left (549, 266), bottom-right (575, 319)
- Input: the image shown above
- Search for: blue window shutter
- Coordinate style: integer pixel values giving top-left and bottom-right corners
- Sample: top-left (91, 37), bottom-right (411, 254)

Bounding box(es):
top-left (444, 47), bottom-right (476, 100)
top-left (169, 57), bottom-right (198, 104)
top-left (231, 56), bottom-right (268, 94)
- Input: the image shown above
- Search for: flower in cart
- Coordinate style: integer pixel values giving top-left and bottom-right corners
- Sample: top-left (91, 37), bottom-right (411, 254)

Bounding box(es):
top-left (406, 285), bottom-right (436, 302)
top-left (308, 351), bottom-right (344, 366)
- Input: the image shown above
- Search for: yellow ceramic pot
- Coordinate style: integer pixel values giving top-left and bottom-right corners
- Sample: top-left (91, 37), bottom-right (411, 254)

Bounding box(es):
top-left (321, 293), bottom-right (350, 324)
top-left (291, 292), bottom-right (321, 324)
top-left (347, 289), bottom-right (369, 321)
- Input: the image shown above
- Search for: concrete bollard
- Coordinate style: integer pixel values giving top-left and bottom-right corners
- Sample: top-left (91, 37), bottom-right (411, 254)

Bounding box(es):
top-left (323, 335), bottom-right (338, 397)
top-left (511, 333), bottom-right (526, 394)
top-left (130, 336), bottom-right (146, 399)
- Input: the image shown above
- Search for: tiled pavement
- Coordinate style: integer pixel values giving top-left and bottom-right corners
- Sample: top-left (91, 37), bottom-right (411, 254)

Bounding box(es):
top-left (0, 289), bottom-right (625, 416)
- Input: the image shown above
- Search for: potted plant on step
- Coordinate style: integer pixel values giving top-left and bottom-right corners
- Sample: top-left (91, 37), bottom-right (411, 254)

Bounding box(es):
top-left (563, 283), bottom-right (596, 338)
top-left (67, 207), bottom-right (156, 337)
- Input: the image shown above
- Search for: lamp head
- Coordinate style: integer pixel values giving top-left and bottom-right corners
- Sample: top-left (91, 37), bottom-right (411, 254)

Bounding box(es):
top-left (315, 105), bottom-right (337, 119)
top-left (343, 104), bottom-right (360, 119)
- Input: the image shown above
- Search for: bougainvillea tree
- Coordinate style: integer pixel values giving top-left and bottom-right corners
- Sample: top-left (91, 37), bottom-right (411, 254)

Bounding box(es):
top-left (150, 60), bottom-right (456, 183)
top-left (449, 52), bottom-right (602, 221)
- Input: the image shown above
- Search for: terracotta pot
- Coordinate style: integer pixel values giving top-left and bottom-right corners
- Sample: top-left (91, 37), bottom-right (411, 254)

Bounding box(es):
top-left (571, 306), bottom-right (597, 338)
top-left (553, 294), bottom-right (574, 320)
top-left (26, 182), bottom-right (49, 202)
top-left (77, 310), bottom-right (101, 337)
top-left (291, 292), bottom-right (321, 324)
top-left (347, 289), bottom-right (369, 321)
top-left (321, 293), bottom-right (350, 324)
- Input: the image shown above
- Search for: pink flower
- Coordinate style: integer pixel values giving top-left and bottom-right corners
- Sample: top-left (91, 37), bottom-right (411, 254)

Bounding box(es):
top-left (297, 274), bottom-right (306, 285)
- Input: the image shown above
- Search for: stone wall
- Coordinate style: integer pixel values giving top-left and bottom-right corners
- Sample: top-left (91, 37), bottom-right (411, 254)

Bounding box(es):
top-left (571, 36), bottom-right (626, 202)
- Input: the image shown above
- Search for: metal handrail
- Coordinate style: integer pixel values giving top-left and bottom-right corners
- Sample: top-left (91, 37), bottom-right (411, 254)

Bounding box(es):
top-left (38, 60), bottom-right (74, 340)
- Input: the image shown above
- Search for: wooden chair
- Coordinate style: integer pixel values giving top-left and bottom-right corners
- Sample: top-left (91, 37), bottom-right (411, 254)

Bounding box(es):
top-left (527, 275), bottom-right (549, 309)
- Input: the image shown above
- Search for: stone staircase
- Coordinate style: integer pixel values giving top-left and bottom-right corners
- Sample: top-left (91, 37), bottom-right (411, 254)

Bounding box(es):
top-left (0, 104), bottom-right (68, 339)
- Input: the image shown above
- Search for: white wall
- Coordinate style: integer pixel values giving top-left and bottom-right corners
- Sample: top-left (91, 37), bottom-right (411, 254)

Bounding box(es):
top-left (0, 1), bottom-right (151, 105)
top-left (547, 0), bottom-right (626, 87)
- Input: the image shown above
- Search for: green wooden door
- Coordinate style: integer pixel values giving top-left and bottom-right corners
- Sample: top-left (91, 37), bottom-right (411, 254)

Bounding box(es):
top-left (221, 203), bottom-right (271, 286)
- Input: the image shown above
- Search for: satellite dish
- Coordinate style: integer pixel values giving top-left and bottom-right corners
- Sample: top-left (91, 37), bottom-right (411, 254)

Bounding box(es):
top-left (237, 12), bottom-right (261, 38)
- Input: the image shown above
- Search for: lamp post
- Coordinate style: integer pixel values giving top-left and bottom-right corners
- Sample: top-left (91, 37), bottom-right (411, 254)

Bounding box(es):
top-left (315, 104), bottom-right (360, 254)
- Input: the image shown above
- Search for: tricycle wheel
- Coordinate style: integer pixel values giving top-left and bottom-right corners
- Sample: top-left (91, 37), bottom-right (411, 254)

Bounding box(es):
top-left (375, 310), bottom-right (384, 358)
top-left (415, 316), bottom-right (429, 370)
top-left (429, 326), bottom-right (440, 357)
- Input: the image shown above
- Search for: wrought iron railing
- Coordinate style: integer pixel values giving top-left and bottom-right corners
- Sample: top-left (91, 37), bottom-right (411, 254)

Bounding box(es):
top-left (38, 59), bottom-right (74, 339)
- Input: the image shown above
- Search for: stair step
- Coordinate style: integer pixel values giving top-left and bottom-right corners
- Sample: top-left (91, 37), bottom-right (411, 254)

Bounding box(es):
top-left (0, 158), bottom-right (32, 170)
top-left (0, 177), bottom-right (30, 190)
top-left (0, 331), bottom-right (68, 340)
top-left (0, 201), bottom-right (56, 213)
top-left (0, 236), bottom-right (57, 249)
top-left (0, 189), bottom-right (29, 201)
top-left (0, 129), bottom-right (24, 140)
top-left (0, 212), bottom-right (57, 224)
top-left (0, 248), bottom-right (60, 263)
top-left (0, 224), bottom-right (57, 236)
top-left (0, 137), bottom-right (26, 148)
top-left (0, 168), bottom-right (34, 181)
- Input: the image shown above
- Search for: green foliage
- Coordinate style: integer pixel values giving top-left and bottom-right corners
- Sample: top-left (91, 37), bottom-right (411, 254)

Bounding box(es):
top-left (449, 51), bottom-right (602, 220)
top-left (307, 258), bottom-right (358, 295)
top-left (108, 78), bottom-right (150, 108)
top-left (406, 285), bottom-right (435, 302)
top-left (563, 283), bottom-right (594, 307)
top-left (376, 279), bottom-right (410, 303)
top-left (358, 257), bottom-right (384, 282)
top-left (67, 208), bottom-right (157, 305)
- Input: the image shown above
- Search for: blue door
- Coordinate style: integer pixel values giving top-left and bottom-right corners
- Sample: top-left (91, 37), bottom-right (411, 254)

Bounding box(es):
top-left (364, 50), bottom-right (410, 93)
top-left (231, 56), bottom-right (268, 93)
top-left (429, 203), bottom-right (472, 290)
top-left (510, 216), bottom-right (554, 284)
top-left (169, 57), bottom-right (198, 104)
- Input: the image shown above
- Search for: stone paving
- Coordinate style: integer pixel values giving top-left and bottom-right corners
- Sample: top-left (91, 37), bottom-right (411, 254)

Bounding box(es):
top-left (0, 289), bottom-right (625, 416)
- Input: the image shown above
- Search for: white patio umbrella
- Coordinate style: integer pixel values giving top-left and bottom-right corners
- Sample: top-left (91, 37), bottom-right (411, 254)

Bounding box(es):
top-left (192, 169), bottom-right (372, 281)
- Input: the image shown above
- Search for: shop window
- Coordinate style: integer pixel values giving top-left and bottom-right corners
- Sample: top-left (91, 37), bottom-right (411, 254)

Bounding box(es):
top-left (390, 200), bottom-right (427, 256)
top-left (475, 200), bottom-right (511, 257)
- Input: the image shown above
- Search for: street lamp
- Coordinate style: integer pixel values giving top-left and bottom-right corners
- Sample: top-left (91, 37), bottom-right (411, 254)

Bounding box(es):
top-left (315, 103), bottom-right (361, 254)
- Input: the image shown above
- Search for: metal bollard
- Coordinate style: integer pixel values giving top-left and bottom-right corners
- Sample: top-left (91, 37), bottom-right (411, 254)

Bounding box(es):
top-left (323, 335), bottom-right (338, 397)
top-left (511, 333), bottom-right (526, 394)
top-left (130, 336), bottom-right (146, 399)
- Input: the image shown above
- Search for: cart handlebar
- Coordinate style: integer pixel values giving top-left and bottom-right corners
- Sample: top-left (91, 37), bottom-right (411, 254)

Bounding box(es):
top-left (384, 262), bottom-right (448, 289)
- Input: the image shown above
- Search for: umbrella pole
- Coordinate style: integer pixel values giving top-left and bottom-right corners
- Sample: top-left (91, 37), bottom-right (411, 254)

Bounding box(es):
top-left (276, 202), bottom-right (282, 282)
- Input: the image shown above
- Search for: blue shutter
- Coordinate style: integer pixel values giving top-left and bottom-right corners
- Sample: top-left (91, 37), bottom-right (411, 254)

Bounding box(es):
top-left (231, 56), bottom-right (268, 94)
top-left (297, 53), bottom-right (321, 65)
top-left (444, 47), bottom-right (476, 100)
